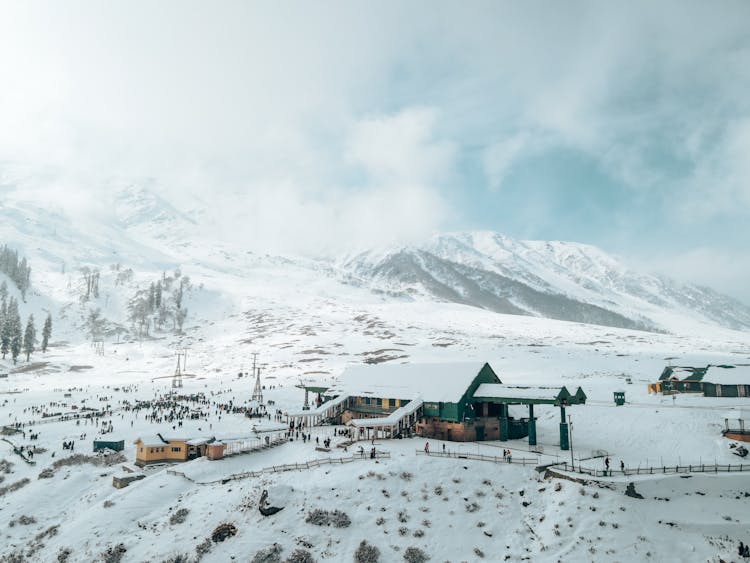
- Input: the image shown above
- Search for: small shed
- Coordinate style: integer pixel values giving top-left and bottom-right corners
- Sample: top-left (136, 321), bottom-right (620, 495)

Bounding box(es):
top-left (207, 443), bottom-right (226, 460)
top-left (93, 440), bottom-right (125, 452)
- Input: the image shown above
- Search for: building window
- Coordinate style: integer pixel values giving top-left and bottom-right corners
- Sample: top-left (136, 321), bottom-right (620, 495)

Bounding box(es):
top-left (364, 397), bottom-right (370, 405)
top-left (172, 447), bottom-right (181, 452)
top-left (389, 399), bottom-right (396, 408)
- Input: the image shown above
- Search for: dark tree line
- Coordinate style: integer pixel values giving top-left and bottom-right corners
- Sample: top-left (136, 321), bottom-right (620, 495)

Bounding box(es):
top-left (0, 285), bottom-right (50, 364)
top-left (127, 270), bottom-right (191, 337)
top-left (0, 245), bottom-right (32, 300)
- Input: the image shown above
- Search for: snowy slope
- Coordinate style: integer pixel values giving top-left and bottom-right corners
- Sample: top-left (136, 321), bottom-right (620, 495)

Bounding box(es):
top-left (341, 231), bottom-right (750, 333)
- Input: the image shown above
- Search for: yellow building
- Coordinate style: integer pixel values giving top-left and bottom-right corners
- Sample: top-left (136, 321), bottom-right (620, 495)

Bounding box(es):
top-left (134, 434), bottom-right (212, 466)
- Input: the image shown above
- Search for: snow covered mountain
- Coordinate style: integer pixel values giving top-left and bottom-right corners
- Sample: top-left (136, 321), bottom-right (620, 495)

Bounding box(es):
top-left (340, 232), bottom-right (750, 333)
top-left (1, 178), bottom-right (749, 343)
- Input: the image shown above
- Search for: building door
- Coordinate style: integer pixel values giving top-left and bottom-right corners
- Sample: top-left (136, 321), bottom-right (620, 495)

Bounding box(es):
top-left (476, 426), bottom-right (485, 441)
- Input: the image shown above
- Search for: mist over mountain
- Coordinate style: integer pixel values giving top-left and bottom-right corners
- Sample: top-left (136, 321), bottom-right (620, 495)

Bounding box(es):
top-left (0, 183), bottom-right (748, 346)
top-left (341, 232), bottom-right (750, 333)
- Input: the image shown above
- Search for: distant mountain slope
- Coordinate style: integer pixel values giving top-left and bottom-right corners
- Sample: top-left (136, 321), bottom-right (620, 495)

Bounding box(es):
top-left (341, 232), bottom-right (750, 333)
top-left (2, 170), bottom-right (749, 338)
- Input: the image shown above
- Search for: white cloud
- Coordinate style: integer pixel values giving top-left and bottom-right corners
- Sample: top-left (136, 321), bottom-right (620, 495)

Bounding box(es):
top-left (482, 133), bottom-right (529, 191)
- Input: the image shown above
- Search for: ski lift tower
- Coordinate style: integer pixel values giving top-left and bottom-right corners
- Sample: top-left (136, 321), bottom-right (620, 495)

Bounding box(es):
top-left (172, 349), bottom-right (186, 389)
top-left (251, 353), bottom-right (263, 404)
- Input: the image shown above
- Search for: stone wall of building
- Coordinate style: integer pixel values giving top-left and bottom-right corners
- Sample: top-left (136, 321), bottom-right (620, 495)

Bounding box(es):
top-left (416, 416), bottom-right (502, 442)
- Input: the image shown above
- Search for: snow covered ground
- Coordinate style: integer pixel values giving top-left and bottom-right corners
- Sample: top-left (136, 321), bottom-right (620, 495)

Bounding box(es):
top-left (1, 316), bottom-right (750, 562)
top-left (1, 186), bottom-right (750, 561)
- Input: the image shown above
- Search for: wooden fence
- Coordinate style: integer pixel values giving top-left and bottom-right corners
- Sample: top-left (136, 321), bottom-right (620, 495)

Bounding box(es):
top-left (415, 449), bottom-right (537, 466)
top-left (558, 461), bottom-right (750, 478)
top-left (168, 451), bottom-right (391, 484)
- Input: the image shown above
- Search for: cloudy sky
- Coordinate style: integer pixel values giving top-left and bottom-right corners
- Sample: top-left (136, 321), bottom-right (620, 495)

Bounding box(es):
top-left (1, 1), bottom-right (750, 300)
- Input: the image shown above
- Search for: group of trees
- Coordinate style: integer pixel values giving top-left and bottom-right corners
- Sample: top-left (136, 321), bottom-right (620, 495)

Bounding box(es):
top-left (0, 245), bottom-right (32, 300)
top-left (127, 270), bottom-right (191, 337)
top-left (80, 267), bottom-right (101, 301)
top-left (0, 282), bottom-right (52, 364)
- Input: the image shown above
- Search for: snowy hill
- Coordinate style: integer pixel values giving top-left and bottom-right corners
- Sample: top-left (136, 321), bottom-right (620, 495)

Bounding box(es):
top-left (1, 178), bottom-right (749, 354)
top-left (341, 232), bottom-right (750, 333)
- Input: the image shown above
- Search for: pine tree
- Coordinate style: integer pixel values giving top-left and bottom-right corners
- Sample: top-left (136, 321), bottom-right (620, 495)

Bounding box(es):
top-left (23, 314), bottom-right (35, 361)
top-left (41, 313), bottom-right (52, 353)
top-left (1, 297), bottom-right (16, 359)
top-left (10, 301), bottom-right (22, 364)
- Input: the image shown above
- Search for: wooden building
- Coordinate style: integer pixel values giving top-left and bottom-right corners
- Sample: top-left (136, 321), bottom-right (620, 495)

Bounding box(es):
top-left (650, 364), bottom-right (750, 397)
top-left (133, 434), bottom-right (215, 467)
top-left (289, 362), bottom-right (586, 449)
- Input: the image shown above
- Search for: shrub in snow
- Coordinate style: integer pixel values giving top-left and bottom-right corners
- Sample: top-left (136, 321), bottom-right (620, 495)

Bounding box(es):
top-left (554, 482), bottom-right (562, 492)
top-left (398, 527), bottom-right (409, 536)
top-left (465, 502), bottom-right (480, 513)
top-left (400, 472), bottom-right (413, 481)
top-left (4, 551), bottom-right (25, 563)
top-left (375, 517), bottom-right (385, 526)
top-left (474, 548), bottom-right (485, 558)
top-left (103, 500), bottom-right (115, 508)
top-left (211, 522), bottom-right (238, 542)
top-left (0, 459), bottom-right (13, 473)
top-left (38, 468), bottom-right (54, 479)
top-left (284, 548), bottom-right (315, 563)
top-left (330, 510), bottom-right (351, 528)
top-left (251, 543), bottom-right (283, 563)
top-left (0, 477), bottom-right (30, 497)
top-left (403, 547), bottom-right (429, 563)
top-left (397, 511), bottom-right (409, 523)
top-left (18, 514), bottom-right (37, 525)
top-left (354, 540), bottom-right (380, 563)
top-left (305, 509), bottom-right (350, 528)
top-left (56, 548), bottom-right (72, 562)
top-left (169, 508), bottom-right (190, 525)
top-left (306, 509), bottom-right (329, 526)
top-left (413, 529), bottom-right (424, 538)
top-left (433, 486), bottom-right (443, 496)
top-left (101, 543), bottom-right (127, 563)
top-left (195, 538), bottom-right (212, 559)
top-left (162, 554), bottom-right (190, 563)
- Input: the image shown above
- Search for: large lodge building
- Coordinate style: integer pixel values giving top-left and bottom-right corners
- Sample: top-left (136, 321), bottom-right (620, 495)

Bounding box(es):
top-left (291, 362), bottom-right (586, 448)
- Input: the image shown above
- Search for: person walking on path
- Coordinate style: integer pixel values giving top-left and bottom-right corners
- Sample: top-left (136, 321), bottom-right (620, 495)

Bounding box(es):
top-left (424, 442), bottom-right (430, 454)
top-left (604, 456), bottom-right (610, 476)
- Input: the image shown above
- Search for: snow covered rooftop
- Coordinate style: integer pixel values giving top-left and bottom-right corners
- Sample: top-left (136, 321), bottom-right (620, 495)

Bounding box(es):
top-left (704, 365), bottom-right (750, 385)
top-left (473, 384), bottom-right (565, 402)
top-left (347, 398), bottom-right (424, 428)
top-left (135, 435), bottom-right (169, 447)
top-left (329, 361), bottom-right (494, 403)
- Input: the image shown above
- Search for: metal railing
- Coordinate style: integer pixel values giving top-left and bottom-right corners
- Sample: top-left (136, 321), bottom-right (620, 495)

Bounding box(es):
top-left (415, 449), bottom-right (537, 466)
top-left (556, 461), bottom-right (750, 478)
top-left (168, 451), bottom-right (392, 484)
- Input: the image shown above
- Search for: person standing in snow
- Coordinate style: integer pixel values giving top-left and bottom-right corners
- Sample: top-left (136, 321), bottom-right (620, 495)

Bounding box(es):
top-left (620, 460), bottom-right (625, 473)
top-left (604, 457), bottom-right (610, 475)
top-left (424, 442), bottom-right (429, 454)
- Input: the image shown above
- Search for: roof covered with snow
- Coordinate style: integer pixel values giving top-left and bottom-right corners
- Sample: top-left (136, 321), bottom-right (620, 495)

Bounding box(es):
top-left (473, 384), bottom-right (566, 402)
top-left (327, 362), bottom-right (495, 403)
top-left (704, 365), bottom-right (750, 385)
